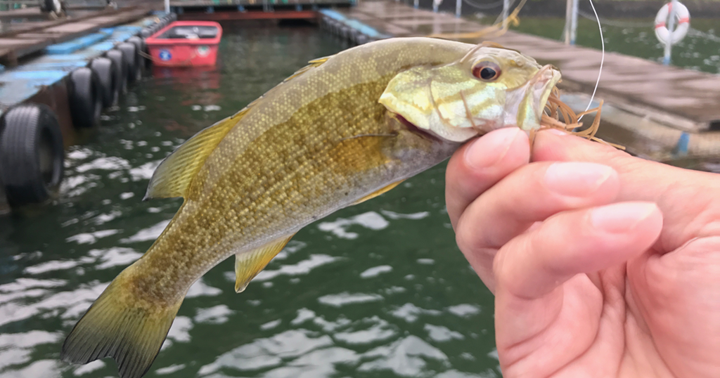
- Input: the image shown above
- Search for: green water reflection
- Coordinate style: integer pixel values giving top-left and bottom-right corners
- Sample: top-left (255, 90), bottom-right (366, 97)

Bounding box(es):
top-left (507, 17), bottom-right (720, 73)
top-left (0, 25), bottom-right (497, 378)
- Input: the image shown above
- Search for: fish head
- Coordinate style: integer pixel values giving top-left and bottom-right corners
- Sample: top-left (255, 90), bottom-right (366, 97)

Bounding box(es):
top-left (379, 44), bottom-right (562, 142)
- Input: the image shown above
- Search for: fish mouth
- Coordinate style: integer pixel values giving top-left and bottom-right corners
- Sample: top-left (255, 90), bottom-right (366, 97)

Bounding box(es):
top-left (504, 64), bottom-right (562, 131)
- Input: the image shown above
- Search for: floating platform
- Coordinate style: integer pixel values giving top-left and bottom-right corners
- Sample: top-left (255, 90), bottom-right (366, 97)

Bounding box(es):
top-left (0, 10), bottom-right (173, 214)
top-left (170, 0), bottom-right (353, 20)
top-left (0, 6), bottom-right (155, 66)
top-left (325, 0), bottom-right (720, 162)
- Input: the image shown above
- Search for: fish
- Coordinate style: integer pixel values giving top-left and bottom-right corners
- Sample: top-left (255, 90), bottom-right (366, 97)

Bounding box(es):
top-left (61, 37), bottom-right (561, 378)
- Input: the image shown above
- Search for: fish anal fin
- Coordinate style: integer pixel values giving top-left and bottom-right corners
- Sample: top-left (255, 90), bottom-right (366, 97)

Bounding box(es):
top-left (61, 274), bottom-right (183, 378)
top-left (235, 234), bottom-right (296, 293)
top-left (144, 108), bottom-right (249, 200)
top-left (354, 181), bottom-right (404, 205)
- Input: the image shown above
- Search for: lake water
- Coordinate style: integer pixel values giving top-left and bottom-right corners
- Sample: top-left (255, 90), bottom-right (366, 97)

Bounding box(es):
top-left (1, 13), bottom-right (719, 378)
top-left (0, 25), bottom-right (497, 378)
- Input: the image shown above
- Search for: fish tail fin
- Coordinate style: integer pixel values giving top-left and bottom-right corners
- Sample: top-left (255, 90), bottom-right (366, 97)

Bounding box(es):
top-left (61, 272), bottom-right (183, 378)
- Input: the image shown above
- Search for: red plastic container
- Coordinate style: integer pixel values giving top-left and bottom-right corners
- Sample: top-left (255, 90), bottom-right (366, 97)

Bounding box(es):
top-left (145, 21), bottom-right (222, 67)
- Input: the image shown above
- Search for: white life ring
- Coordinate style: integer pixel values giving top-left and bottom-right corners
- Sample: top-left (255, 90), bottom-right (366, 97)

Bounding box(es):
top-left (655, 2), bottom-right (690, 46)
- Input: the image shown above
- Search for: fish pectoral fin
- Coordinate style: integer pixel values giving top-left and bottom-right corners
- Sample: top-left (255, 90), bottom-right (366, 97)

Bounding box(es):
top-left (235, 234), bottom-right (296, 293)
top-left (353, 181), bottom-right (404, 205)
top-left (144, 108), bottom-right (249, 200)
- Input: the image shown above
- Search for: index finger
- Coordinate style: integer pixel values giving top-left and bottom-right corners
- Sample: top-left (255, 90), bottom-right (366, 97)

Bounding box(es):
top-left (533, 129), bottom-right (715, 202)
top-left (445, 127), bottom-right (530, 229)
top-left (533, 130), bottom-right (720, 253)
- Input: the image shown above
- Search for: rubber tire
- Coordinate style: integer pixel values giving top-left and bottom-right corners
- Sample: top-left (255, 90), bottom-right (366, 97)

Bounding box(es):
top-left (106, 49), bottom-right (128, 95)
top-left (90, 57), bottom-right (117, 108)
top-left (356, 34), bottom-right (368, 45)
top-left (68, 67), bottom-right (102, 129)
top-left (0, 104), bottom-right (64, 207)
top-left (118, 42), bottom-right (141, 84)
top-left (127, 36), bottom-right (149, 71)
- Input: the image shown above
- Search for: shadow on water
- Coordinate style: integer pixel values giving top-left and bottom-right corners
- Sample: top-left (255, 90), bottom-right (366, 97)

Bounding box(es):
top-left (0, 26), bottom-right (499, 378)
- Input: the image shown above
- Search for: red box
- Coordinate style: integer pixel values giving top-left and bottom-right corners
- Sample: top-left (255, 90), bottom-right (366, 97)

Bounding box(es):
top-left (145, 21), bottom-right (222, 67)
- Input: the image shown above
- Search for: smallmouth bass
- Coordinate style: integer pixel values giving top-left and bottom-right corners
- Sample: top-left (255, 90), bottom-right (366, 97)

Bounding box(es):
top-left (61, 37), bottom-right (561, 378)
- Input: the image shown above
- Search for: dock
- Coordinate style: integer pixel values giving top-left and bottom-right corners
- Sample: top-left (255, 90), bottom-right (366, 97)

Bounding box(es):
top-left (0, 6), bottom-right (155, 66)
top-left (0, 4), bottom-right (169, 214)
top-left (170, 0), bottom-right (353, 20)
top-left (325, 0), bottom-right (720, 161)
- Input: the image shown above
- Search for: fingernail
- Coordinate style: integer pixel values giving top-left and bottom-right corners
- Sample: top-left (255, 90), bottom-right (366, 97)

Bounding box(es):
top-left (465, 128), bottom-right (524, 169)
top-left (544, 162), bottom-right (614, 197)
top-left (591, 202), bottom-right (659, 233)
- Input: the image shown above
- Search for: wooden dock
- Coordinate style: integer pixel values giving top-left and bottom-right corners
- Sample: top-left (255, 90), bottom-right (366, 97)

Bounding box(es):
top-left (0, 5), bottom-right (154, 66)
top-left (170, 0), bottom-right (352, 20)
top-left (330, 0), bottom-right (720, 160)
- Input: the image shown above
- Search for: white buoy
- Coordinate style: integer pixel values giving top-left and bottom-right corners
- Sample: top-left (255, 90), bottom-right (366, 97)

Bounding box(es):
top-left (655, 1), bottom-right (690, 64)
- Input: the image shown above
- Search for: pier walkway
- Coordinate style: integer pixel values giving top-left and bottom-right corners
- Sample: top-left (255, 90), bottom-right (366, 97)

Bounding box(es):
top-left (333, 0), bottom-right (720, 160)
top-left (0, 6), bottom-right (153, 66)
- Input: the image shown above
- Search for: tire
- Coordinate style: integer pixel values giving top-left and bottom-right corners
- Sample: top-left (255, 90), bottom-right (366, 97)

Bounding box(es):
top-left (68, 67), bottom-right (102, 129)
top-left (106, 49), bottom-right (128, 95)
top-left (127, 36), bottom-right (149, 71)
top-left (90, 57), bottom-right (117, 108)
top-left (0, 104), bottom-right (64, 207)
top-left (118, 42), bottom-right (141, 84)
top-left (356, 34), bottom-right (368, 45)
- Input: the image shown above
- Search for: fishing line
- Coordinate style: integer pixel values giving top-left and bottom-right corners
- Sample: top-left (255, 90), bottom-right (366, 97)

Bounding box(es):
top-left (579, 0), bottom-right (604, 121)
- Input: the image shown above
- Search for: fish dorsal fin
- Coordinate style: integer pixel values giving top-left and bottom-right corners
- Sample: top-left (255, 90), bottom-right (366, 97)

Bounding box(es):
top-left (354, 180), bottom-right (404, 205)
top-left (282, 56), bottom-right (332, 83)
top-left (144, 108), bottom-right (250, 200)
top-left (234, 234), bottom-right (296, 293)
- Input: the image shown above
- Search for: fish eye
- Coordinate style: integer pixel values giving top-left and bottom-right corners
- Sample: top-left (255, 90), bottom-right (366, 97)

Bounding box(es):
top-left (472, 62), bottom-right (501, 82)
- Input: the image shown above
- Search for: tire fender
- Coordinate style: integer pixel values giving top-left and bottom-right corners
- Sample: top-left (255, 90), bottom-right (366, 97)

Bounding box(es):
top-left (68, 67), bottom-right (102, 129)
top-left (0, 104), bottom-right (64, 207)
top-left (106, 49), bottom-right (128, 95)
top-left (118, 42), bottom-right (141, 84)
top-left (90, 57), bottom-right (118, 108)
top-left (127, 36), bottom-right (150, 71)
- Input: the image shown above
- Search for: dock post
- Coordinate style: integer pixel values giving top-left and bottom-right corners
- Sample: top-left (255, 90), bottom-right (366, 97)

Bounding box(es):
top-left (674, 131), bottom-right (689, 156)
top-left (502, 0), bottom-right (509, 22)
top-left (164, 0), bottom-right (170, 13)
top-left (455, 0), bottom-right (461, 17)
top-left (563, 0), bottom-right (571, 44)
top-left (414, 0), bottom-right (418, 8)
top-left (570, 0), bottom-right (578, 45)
top-left (433, 0), bottom-right (438, 12)
top-left (663, 0), bottom-right (678, 65)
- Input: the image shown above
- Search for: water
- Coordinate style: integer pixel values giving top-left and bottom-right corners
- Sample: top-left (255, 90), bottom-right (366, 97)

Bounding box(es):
top-left (0, 25), bottom-right (498, 378)
top-left (506, 17), bottom-right (720, 74)
top-left (2, 15), bottom-right (720, 378)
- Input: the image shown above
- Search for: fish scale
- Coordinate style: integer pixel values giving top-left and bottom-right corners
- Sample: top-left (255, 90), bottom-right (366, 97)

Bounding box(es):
top-left (61, 37), bottom-right (561, 378)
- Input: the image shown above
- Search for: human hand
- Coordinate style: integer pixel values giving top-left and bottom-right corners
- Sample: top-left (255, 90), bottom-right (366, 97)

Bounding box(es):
top-left (446, 128), bottom-right (720, 377)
